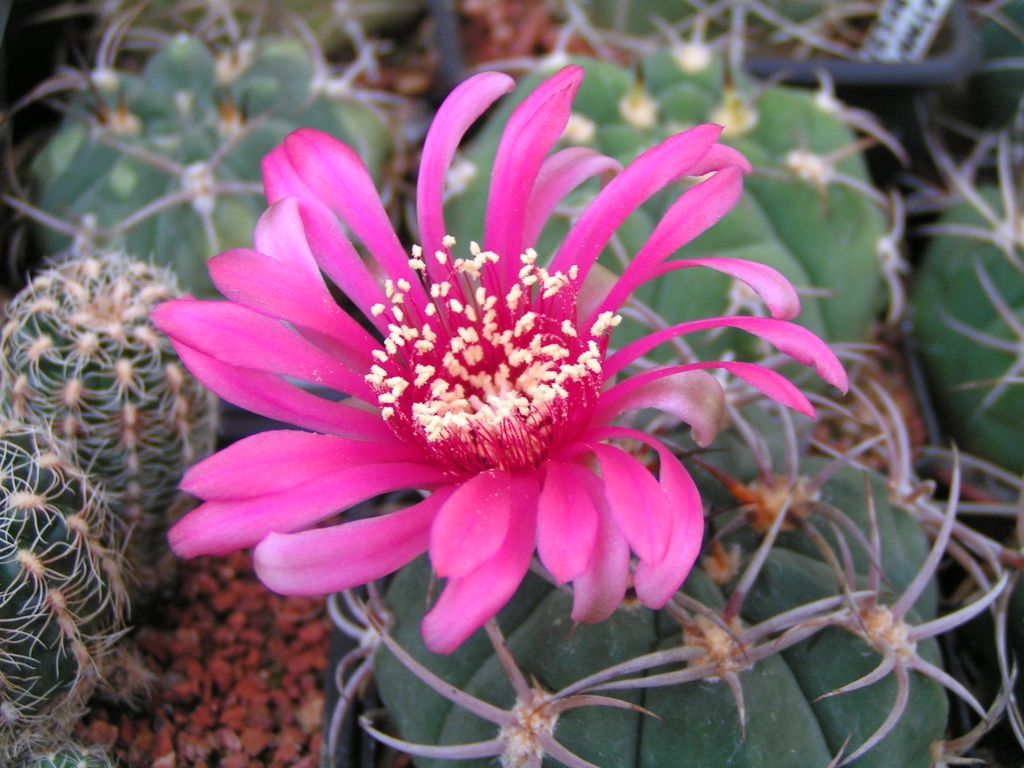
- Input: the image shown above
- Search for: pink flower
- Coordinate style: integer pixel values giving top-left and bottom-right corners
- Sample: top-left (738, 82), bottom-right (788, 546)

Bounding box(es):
top-left (152, 67), bottom-right (847, 654)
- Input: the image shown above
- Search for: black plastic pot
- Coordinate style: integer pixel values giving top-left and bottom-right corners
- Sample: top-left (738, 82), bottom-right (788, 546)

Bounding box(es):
top-left (744, 2), bottom-right (979, 87)
top-left (744, 1), bottom-right (980, 184)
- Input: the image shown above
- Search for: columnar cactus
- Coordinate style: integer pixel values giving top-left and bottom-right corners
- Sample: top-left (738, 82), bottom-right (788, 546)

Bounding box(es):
top-left (0, 421), bottom-right (127, 761)
top-left (16, 10), bottom-right (397, 295)
top-left (20, 744), bottom-right (117, 768)
top-left (0, 252), bottom-right (218, 594)
top-left (442, 49), bottom-right (894, 350)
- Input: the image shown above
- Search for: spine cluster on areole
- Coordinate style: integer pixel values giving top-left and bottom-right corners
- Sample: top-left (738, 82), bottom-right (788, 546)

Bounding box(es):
top-left (363, 237), bottom-right (622, 474)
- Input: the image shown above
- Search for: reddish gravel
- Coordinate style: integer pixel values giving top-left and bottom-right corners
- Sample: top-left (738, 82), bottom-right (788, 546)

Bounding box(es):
top-left (77, 552), bottom-right (329, 767)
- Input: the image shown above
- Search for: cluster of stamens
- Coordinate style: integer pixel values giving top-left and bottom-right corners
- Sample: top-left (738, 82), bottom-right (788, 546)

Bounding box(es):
top-left (364, 237), bottom-right (620, 474)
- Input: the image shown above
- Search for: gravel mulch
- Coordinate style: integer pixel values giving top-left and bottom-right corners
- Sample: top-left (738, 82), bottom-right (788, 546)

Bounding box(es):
top-left (76, 551), bottom-right (329, 768)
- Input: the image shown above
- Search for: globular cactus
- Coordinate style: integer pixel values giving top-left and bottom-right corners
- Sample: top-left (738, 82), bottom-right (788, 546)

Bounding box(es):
top-left (15, 7), bottom-right (398, 295)
top-left (19, 743), bottom-right (117, 768)
top-left (0, 251), bottom-right (218, 595)
top-left (442, 48), bottom-right (896, 353)
top-left (367, 399), bottom-right (999, 767)
top-left (0, 421), bottom-right (127, 761)
top-left (910, 132), bottom-right (1024, 473)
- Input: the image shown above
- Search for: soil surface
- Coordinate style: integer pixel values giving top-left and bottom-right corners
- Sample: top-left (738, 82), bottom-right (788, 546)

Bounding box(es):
top-left (76, 552), bottom-right (329, 768)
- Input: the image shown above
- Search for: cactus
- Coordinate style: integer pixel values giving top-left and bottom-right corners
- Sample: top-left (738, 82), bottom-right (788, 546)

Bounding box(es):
top-left (442, 49), bottom-right (895, 354)
top-left (19, 744), bottom-right (117, 768)
top-left (910, 133), bottom-right (1024, 473)
top-left (368, 401), bottom-right (993, 767)
top-left (971, 0), bottom-right (1024, 130)
top-left (0, 420), bottom-right (127, 760)
top-left (0, 251), bottom-right (218, 595)
top-left (15, 8), bottom-right (397, 295)
top-left (553, 0), bottom-right (884, 60)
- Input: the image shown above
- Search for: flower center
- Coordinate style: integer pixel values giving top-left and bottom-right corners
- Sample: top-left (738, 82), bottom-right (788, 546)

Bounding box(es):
top-left (364, 237), bottom-right (620, 475)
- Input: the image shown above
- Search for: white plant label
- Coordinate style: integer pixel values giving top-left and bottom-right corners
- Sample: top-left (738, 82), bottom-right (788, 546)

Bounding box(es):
top-left (862, 0), bottom-right (956, 62)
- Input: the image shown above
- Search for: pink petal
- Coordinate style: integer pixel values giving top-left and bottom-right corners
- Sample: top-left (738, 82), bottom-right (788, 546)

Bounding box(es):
top-left (261, 148), bottom-right (390, 325)
top-left (429, 470), bottom-right (515, 579)
top-left (632, 446), bottom-right (704, 608)
top-left (246, 198), bottom-right (381, 344)
top-left (570, 486), bottom-right (630, 623)
top-left (603, 361), bottom-right (816, 420)
top-left (653, 258), bottom-right (800, 319)
top-left (421, 474), bottom-right (540, 654)
top-left (484, 65), bottom-right (584, 279)
top-left (603, 316), bottom-right (849, 392)
top-left (536, 461), bottom-right (599, 584)
top-left (594, 169), bottom-right (787, 319)
top-left (688, 143), bottom-right (752, 176)
top-left (590, 443), bottom-right (672, 564)
top-left (297, 199), bottom-right (391, 330)
top-left (182, 430), bottom-right (425, 500)
top-left (209, 247), bottom-right (375, 371)
top-left (522, 148), bottom-right (621, 248)
top-left (418, 72), bottom-right (516, 260)
top-left (262, 141), bottom-right (312, 205)
top-left (593, 370), bottom-right (726, 448)
top-left (281, 129), bottom-right (424, 304)
top-left (253, 489), bottom-right (453, 596)
top-left (169, 461), bottom-right (449, 558)
top-left (631, 164), bottom-right (745, 272)
top-left (169, 340), bottom-right (393, 440)
top-left (589, 427), bottom-right (705, 608)
top-left (152, 299), bottom-right (372, 400)
top-left (548, 124), bottom-right (723, 279)
top-left (251, 197), bottom-right (321, 279)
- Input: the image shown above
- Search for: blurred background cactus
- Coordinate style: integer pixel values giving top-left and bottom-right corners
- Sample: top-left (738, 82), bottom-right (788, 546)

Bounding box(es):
top-left (0, 251), bottom-right (217, 595)
top-left (7, 3), bottom-right (402, 296)
top-left (0, 420), bottom-right (127, 761)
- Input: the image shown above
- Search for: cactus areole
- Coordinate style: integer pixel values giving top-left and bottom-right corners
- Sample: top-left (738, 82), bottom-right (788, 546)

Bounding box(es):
top-left (152, 67), bottom-right (847, 654)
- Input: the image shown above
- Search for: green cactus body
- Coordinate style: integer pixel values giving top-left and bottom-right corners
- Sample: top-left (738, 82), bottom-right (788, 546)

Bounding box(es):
top-left (972, 0), bottom-right (1024, 128)
top-left (28, 31), bottom-right (393, 295)
top-left (0, 252), bottom-right (218, 594)
top-left (910, 187), bottom-right (1024, 473)
top-left (442, 52), bottom-right (886, 354)
top-left (20, 744), bottom-right (117, 768)
top-left (375, 460), bottom-right (946, 767)
top-left (0, 422), bottom-right (127, 759)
